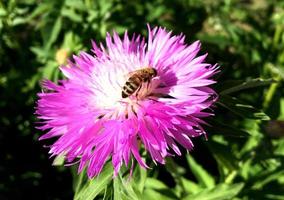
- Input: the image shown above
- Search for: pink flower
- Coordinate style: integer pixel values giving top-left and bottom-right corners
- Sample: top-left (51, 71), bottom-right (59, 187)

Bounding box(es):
top-left (36, 25), bottom-right (219, 178)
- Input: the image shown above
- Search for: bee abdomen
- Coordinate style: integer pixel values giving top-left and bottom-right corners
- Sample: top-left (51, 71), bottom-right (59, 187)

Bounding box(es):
top-left (121, 79), bottom-right (140, 98)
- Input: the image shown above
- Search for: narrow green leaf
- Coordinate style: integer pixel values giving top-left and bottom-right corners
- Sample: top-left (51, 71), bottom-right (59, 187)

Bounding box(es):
top-left (61, 8), bottom-right (82, 22)
top-left (143, 189), bottom-right (176, 200)
top-left (30, 46), bottom-right (50, 60)
top-left (52, 154), bottom-right (65, 166)
top-left (42, 61), bottom-right (58, 79)
top-left (181, 178), bottom-right (202, 194)
top-left (218, 95), bottom-right (270, 120)
top-left (182, 183), bottom-right (244, 200)
top-left (217, 79), bottom-right (274, 95)
top-left (26, 3), bottom-right (51, 21)
top-left (45, 17), bottom-right (62, 50)
top-left (186, 155), bottom-right (215, 188)
top-left (265, 63), bottom-right (284, 81)
top-left (207, 140), bottom-right (239, 171)
top-left (0, 7), bottom-right (7, 16)
top-left (118, 174), bottom-right (141, 200)
top-left (74, 162), bottom-right (113, 200)
top-left (133, 166), bottom-right (147, 193)
top-left (208, 119), bottom-right (250, 137)
top-left (72, 168), bottom-right (86, 195)
top-left (65, 0), bottom-right (86, 11)
top-left (12, 17), bottom-right (26, 26)
top-left (113, 177), bottom-right (123, 200)
top-left (251, 169), bottom-right (284, 189)
top-left (145, 178), bottom-right (168, 190)
top-left (113, 173), bottom-right (142, 200)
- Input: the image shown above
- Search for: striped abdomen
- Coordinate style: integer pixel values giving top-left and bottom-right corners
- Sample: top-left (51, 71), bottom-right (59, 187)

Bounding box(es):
top-left (122, 75), bottom-right (142, 98)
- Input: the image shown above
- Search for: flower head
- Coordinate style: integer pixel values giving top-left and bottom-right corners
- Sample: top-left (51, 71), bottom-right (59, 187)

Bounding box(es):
top-left (36, 25), bottom-right (219, 178)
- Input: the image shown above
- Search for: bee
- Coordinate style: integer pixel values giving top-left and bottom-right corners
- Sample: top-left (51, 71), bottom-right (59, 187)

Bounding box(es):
top-left (122, 67), bottom-right (157, 98)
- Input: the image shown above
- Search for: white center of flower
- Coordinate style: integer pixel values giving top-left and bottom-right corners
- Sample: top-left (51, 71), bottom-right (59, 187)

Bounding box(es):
top-left (89, 54), bottom-right (160, 115)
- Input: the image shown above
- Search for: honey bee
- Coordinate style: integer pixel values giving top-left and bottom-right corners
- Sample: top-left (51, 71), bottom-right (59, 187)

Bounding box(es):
top-left (122, 67), bottom-right (157, 98)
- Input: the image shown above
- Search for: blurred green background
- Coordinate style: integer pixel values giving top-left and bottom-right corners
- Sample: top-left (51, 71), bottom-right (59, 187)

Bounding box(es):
top-left (1, 0), bottom-right (284, 199)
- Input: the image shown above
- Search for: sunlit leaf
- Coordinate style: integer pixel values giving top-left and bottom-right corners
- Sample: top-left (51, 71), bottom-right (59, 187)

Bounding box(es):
top-left (117, 173), bottom-right (141, 200)
top-left (251, 168), bottom-right (284, 190)
top-left (113, 177), bottom-right (131, 200)
top-left (65, 0), bottom-right (86, 11)
top-left (74, 162), bottom-right (113, 200)
top-left (143, 188), bottom-right (176, 200)
top-left (42, 61), bottom-right (58, 79)
top-left (182, 183), bottom-right (244, 200)
top-left (133, 166), bottom-right (147, 193)
top-left (26, 3), bottom-right (51, 21)
top-left (45, 17), bottom-right (63, 50)
top-left (61, 8), bottom-right (82, 22)
top-left (145, 178), bottom-right (168, 190)
top-left (181, 178), bottom-right (202, 194)
top-left (52, 154), bottom-right (65, 166)
top-left (186, 155), bottom-right (215, 188)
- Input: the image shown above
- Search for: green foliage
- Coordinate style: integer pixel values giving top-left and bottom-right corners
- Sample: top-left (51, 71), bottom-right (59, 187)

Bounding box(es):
top-left (74, 163), bottom-right (113, 200)
top-left (1, 0), bottom-right (284, 199)
top-left (186, 155), bottom-right (215, 188)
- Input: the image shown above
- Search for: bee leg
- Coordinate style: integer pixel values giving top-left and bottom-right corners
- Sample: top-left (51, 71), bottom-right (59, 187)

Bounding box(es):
top-left (146, 80), bottom-right (150, 90)
top-left (135, 84), bottom-right (142, 98)
top-left (148, 97), bottom-right (158, 102)
top-left (131, 105), bottom-right (137, 116)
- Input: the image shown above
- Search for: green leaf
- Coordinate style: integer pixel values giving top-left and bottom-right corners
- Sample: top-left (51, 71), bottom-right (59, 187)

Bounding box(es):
top-left (74, 162), bottom-right (113, 200)
top-left (45, 17), bottom-right (62, 50)
top-left (72, 167), bottom-right (87, 195)
top-left (113, 177), bottom-right (130, 200)
top-left (118, 173), bottom-right (141, 200)
top-left (65, 0), bottom-right (86, 11)
top-left (265, 63), bottom-right (284, 81)
top-left (274, 138), bottom-right (284, 155)
top-left (220, 78), bottom-right (274, 95)
top-left (218, 95), bottom-right (270, 120)
top-left (132, 166), bottom-right (147, 193)
top-left (144, 176), bottom-right (178, 200)
top-left (42, 61), bottom-right (58, 79)
top-left (209, 119), bottom-right (250, 137)
top-left (143, 188), bottom-right (176, 200)
top-left (62, 31), bottom-right (82, 51)
top-left (0, 7), bottom-right (7, 16)
top-left (145, 178), bottom-right (168, 190)
top-left (61, 8), bottom-right (82, 22)
top-left (52, 154), bottom-right (65, 166)
top-left (186, 155), bottom-right (215, 188)
top-left (12, 17), bottom-right (26, 26)
top-left (181, 178), bottom-right (202, 194)
top-left (207, 140), bottom-right (239, 172)
top-left (182, 183), bottom-right (244, 200)
top-left (251, 169), bottom-right (284, 190)
top-left (30, 46), bottom-right (52, 62)
top-left (26, 3), bottom-right (51, 21)
top-left (113, 170), bottom-right (143, 200)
